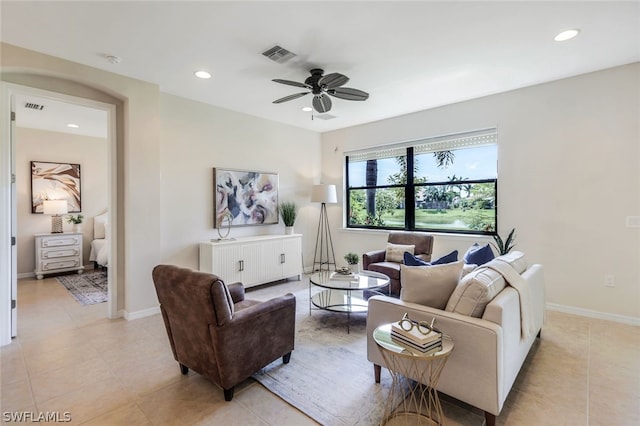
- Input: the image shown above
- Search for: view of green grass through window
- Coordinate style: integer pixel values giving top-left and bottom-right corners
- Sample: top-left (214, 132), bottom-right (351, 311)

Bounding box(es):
top-left (346, 133), bottom-right (497, 235)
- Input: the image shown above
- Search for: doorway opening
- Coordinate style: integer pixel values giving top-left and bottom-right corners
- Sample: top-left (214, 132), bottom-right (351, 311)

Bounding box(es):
top-left (2, 83), bottom-right (119, 341)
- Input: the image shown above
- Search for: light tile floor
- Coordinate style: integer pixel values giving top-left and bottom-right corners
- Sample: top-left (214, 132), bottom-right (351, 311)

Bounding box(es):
top-left (1, 275), bottom-right (638, 425)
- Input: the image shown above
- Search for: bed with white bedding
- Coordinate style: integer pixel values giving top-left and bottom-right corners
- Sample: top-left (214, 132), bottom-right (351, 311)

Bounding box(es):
top-left (89, 212), bottom-right (109, 267)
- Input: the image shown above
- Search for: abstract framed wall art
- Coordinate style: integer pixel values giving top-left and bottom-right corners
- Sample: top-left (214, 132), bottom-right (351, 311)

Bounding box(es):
top-left (31, 161), bottom-right (82, 213)
top-left (214, 168), bottom-right (279, 227)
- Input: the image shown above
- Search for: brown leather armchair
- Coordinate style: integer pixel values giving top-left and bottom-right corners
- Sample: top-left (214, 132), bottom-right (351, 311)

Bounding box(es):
top-left (362, 231), bottom-right (434, 297)
top-left (152, 265), bottom-right (296, 401)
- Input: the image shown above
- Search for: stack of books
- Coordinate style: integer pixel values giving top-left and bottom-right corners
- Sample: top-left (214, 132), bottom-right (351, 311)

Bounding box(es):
top-left (329, 271), bottom-right (357, 281)
top-left (391, 321), bottom-right (442, 353)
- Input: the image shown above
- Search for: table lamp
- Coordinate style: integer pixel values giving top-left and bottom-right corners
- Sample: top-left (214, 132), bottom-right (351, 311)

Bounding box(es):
top-left (43, 200), bottom-right (68, 233)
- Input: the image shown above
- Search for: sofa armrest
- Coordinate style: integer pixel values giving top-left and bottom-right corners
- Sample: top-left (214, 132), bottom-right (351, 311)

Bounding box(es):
top-left (363, 250), bottom-right (386, 269)
top-left (227, 282), bottom-right (245, 303)
top-left (211, 293), bottom-right (296, 388)
top-left (366, 295), bottom-right (503, 415)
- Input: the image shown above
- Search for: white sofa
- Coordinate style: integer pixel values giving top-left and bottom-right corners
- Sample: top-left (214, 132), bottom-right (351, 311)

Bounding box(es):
top-left (366, 256), bottom-right (545, 426)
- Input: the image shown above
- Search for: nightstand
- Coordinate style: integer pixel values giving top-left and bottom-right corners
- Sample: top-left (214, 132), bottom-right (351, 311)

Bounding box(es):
top-left (34, 232), bottom-right (84, 279)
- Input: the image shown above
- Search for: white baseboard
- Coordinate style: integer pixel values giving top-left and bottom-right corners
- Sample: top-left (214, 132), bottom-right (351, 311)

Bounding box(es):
top-left (124, 306), bottom-right (160, 321)
top-left (17, 272), bottom-right (34, 279)
top-left (546, 302), bottom-right (640, 326)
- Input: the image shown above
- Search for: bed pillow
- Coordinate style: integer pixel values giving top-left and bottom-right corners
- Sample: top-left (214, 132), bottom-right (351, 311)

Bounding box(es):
top-left (94, 212), bottom-right (108, 239)
top-left (386, 243), bottom-right (414, 263)
top-left (400, 261), bottom-right (464, 309)
top-left (463, 243), bottom-right (494, 266)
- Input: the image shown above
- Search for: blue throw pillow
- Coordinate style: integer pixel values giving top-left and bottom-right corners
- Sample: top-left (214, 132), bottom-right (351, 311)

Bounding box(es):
top-left (403, 251), bottom-right (430, 266)
top-left (431, 250), bottom-right (458, 265)
top-left (463, 243), bottom-right (495, 266)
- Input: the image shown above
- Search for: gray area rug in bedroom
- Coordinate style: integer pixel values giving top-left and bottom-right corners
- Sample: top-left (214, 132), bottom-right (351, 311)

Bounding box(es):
top-left (56, 270), bottom-right (108, 305)
top-left (252, 299), bottom-right (392, 426)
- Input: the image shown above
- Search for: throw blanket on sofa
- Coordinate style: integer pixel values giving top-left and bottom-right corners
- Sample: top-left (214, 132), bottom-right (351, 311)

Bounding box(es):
top-left (486, 259), bottom-right (536, 340)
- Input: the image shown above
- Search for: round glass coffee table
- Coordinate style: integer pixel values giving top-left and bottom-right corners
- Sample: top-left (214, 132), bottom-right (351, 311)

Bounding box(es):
top-left (309, 270), bottom-right (390, 333)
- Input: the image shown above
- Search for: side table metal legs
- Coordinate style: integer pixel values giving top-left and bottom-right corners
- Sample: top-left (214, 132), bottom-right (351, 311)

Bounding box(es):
top-left (378, 348), bottom-right (448, 425)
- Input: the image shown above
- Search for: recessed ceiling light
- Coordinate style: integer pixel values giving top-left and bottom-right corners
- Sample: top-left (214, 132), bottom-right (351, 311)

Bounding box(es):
top-left (67, 124), bottom-right (79, 128)
top-left (554, 29), bottom-right (580, 42)
top-left (302, 107), bottom-right (312, 112)
top-left (195, 70), bottom-right (212, 79)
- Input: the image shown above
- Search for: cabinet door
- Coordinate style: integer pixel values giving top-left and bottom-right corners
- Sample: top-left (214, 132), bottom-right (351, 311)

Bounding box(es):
top-left (262, 240), bottom-right (285, 283)
top-left (240, 243), bottom-right (263, 287)
top-left (211, 245), bottom-right (243, 284)
top-left (282, 237), bottom-right (302, 278)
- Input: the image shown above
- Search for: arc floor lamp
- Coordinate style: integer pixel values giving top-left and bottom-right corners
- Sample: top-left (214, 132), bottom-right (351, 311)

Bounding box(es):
top-left (311, 184), bottom-right (337, 272)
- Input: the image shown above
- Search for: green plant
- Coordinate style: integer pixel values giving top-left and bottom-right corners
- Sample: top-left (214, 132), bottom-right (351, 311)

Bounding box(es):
top-left (344, 252), bottom-right (359, 265)
top-left (279, 201), bottom-right (297, 227)
top-left (492, 228), bottom-right (516, 255)
top-left (66, 214), bottom-right (83, 224)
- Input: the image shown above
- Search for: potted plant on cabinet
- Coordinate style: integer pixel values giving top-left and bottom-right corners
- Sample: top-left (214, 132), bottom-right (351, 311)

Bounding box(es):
top-left (67, 214), bottom-right (84, 233)
top-left (279, 201), bottom-right (297, 235)
top-left (344, 252), bottom-right (360, 273)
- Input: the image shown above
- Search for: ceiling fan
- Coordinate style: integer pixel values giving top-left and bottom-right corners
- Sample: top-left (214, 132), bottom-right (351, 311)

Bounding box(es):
top-left (272, 68), bottom-right (369, 113)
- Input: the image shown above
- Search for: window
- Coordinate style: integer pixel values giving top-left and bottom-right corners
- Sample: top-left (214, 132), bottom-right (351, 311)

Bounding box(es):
top-left (345, 129), bottom-right (498, 235)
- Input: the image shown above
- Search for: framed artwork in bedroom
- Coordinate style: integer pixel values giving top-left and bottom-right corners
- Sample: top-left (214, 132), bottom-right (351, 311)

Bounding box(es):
top-left (214, 168), bottom-right (279, 227)
top-left (31, 161), bottom-right (82, 213)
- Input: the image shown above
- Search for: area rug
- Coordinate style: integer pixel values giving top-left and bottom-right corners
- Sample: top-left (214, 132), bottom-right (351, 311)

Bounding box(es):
top-left (253, 294), bottom-right (393, 426)
top-left (56, 270), bottom-right (108, 305)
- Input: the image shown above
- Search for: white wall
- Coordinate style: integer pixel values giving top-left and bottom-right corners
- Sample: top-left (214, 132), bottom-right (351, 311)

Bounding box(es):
top-left (158, 93), bottom-right (321, 271)
top-left (15, 127), bottom-right (108, 274)
top-left (322, 63), bottom-right (640, 320)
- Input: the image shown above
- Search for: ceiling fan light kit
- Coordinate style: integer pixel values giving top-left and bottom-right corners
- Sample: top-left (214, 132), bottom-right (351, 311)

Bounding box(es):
top-left (272, 68), bottom-right (369, 113)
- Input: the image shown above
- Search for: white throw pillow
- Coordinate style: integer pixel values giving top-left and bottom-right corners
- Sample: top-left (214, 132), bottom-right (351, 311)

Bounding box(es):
top-left (491, 251), bottom-right (527, 274)
top-left (400, 261), bottom-right (464, 309)
top-left (445, 267), bottom-right (506, 317)
top-left (94, 212), bottom-right (108, 239)
top-left (386, 242), bottom-right (415, 263)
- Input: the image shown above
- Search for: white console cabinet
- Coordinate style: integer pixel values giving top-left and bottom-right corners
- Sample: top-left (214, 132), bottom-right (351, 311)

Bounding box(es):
top-left (199, 234), bottom-right (302, 288)
top-left (34, 232), bottom-right (84, 279)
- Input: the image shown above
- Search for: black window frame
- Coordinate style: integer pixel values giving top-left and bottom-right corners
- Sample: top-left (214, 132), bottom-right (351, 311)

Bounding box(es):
top-left (345, 144), bottom-right (498, 236)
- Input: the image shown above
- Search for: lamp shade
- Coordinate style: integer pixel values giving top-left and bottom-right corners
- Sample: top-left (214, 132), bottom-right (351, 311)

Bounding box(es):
top-left (311, 184), bottom-right (337, 204)
top-left (43, 199), bottom-right (68, 215)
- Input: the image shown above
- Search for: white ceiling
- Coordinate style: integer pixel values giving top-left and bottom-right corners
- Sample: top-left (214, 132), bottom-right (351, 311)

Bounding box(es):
top-left (1, 1), bottom-right (639, 134)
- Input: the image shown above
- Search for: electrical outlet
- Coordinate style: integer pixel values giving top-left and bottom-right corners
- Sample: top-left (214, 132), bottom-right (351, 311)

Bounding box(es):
top-left (604, 275), bottom-right (615, 288)
top-left (626, 216), bottom-right (640, 228)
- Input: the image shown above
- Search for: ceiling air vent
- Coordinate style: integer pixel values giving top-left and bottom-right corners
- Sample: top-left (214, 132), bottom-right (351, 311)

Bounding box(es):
top-left (262, 45), bottom-right (296, 64)
top-left (25, 102), bottom-right (45, 111)
top-left (313, 114), bottom-right (336, 120)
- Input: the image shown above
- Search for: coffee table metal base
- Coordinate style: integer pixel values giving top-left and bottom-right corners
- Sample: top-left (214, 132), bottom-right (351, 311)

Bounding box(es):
top-left (310, 289), bottom-right (367, 332)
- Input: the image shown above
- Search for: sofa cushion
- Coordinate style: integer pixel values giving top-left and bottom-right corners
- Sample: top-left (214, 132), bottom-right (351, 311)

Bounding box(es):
top-left (445, 266), bottom-right (506, 317)
top-left (400, 261), bottom-right (464, 309)
top-left (403, 251), bottom-right (430, 266)
top-left (463, 243), bottom-right (494, 266)
top-left (403, 250), bottom-right (458, 266)
top-left (432, 250), bottom-right (458, 265)
top-left (490, 250), bottom-right (527, 274)
top-left (386, 242), bottom-right (415, 263)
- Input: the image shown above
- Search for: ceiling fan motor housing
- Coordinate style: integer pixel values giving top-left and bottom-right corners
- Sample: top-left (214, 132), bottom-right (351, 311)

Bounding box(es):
top-left (305, 69), bottom-right (324, 94)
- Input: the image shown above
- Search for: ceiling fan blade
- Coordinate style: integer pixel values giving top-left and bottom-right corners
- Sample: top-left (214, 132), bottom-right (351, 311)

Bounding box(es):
top-left (313, 94), bottom-right (332, 113)
top-left (272, 79), bottom-right (311, 89)
top-left (327, 87), bottom-right (370, 101)
top-left (319, 73), bottom-right (349, 89)
top-left (272, 92), bottom-right (310, 104)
